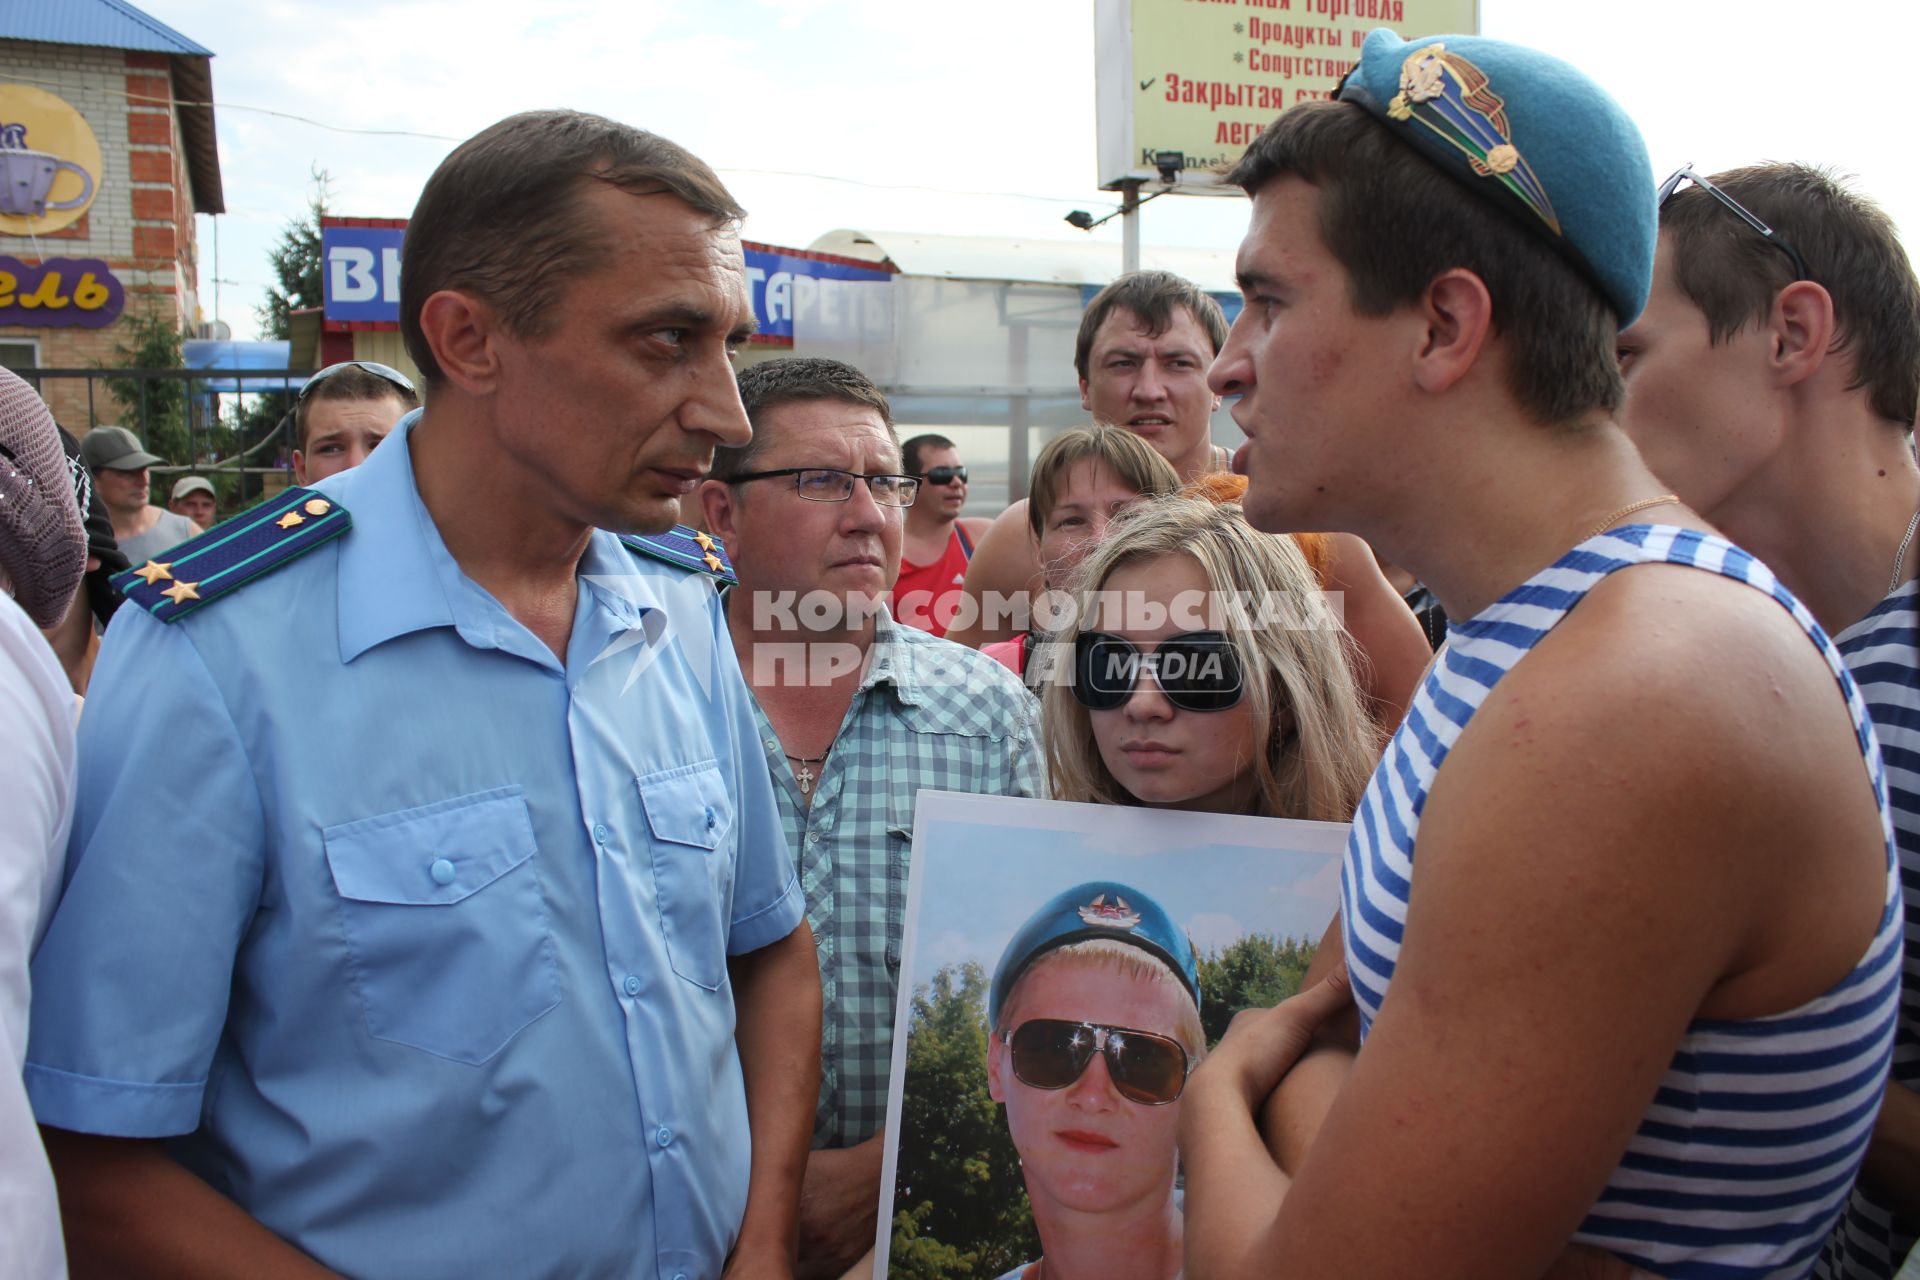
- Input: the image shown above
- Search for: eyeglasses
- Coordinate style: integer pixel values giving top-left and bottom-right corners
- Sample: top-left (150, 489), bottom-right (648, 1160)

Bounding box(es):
top-left (297, 361), bottom-right (417, 402)
top-left (728, 467), bottom-right (920, 507)
top-left (1071, 630), bottom-right (1244, 713)
top-left (1657, 165), bottom-right (1810, 282)
top-left (917, 465), bottom-right (968, 486)
top-left (1003, 1018), bottom-right (1192, 1106)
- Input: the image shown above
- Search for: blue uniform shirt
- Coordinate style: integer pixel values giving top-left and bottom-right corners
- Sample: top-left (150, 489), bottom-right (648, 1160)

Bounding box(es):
top-left (26, 414), bottom-right (804, 1280)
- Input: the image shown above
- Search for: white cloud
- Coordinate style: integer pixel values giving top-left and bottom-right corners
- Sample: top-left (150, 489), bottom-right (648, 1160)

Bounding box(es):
top-left (1186, 911), bottom-right (1246, 952)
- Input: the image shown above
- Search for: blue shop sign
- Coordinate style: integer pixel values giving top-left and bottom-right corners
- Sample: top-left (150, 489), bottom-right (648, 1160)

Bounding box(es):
top-left (321, 224), bottom-right (892, 338)
top-left (744, 246), bottom-right (892, 343)
top-left (322, 224), bottom-right (405, 323)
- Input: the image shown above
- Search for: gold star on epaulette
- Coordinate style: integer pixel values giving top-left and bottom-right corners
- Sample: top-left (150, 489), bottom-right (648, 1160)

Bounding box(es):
top-left (160, 580), bottom-right (201, 604)
top-left (693, 531), bottom-right (716, 551)
top-left (276, 511), bottom-right (304, 529)
top-left (703, 553), bottom-right (724, 572)
top-left (133, 560), bottom-right (172, 585)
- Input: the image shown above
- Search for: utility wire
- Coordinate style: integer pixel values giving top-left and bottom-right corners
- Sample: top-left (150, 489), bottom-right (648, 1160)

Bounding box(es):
top-left (3, 71), bottom-right (1106, 209)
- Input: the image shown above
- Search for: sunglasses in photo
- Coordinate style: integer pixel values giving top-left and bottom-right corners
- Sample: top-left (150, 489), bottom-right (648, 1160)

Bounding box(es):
top-left (1657, 165), bottom-right (1810, 282)
top-left (917, 465), bottom-right (968, 486)
top-left (298, 360), bottom-right (417, 402)
top-left (1004, 1017), bottom-right (1192, 1106)
top-left (1071, 630), bottom-right (1244, 713)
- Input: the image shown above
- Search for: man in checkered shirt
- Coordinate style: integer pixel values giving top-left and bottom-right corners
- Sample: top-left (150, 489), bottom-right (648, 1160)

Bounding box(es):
top-left (700, 357), bottom-right (1043, 1277)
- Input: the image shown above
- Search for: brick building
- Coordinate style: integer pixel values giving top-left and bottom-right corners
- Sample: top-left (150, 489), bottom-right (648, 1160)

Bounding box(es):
top-left (0, 0), bottom-right (222, 428)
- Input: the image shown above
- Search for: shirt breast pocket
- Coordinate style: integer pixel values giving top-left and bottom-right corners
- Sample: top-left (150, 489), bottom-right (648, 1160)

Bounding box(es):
top-left (637, 761), bottom-right (737, 991)
top-left (323, 787), bottom-right (561, 1065)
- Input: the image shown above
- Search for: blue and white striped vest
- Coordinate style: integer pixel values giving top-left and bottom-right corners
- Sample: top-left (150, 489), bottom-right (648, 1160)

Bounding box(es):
top-left (1345, 524), bottom-right (1903, 1279)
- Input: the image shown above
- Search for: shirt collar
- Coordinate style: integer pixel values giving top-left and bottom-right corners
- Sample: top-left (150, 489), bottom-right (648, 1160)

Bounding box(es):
top-left (333, 411), bottom-right (660, 665)
top-left (858, 607), bottom-right (924, 706)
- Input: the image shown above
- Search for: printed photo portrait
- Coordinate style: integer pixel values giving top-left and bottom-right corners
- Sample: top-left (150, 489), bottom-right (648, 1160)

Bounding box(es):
top-left (874, 791), bottom-right (1349, 1279)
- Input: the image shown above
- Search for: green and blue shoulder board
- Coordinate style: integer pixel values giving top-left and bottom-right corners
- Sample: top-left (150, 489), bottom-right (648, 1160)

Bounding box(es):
top-left (619, 525), bottom-right (736, 586)
top-left (111, 487), bottom-right (351, 624)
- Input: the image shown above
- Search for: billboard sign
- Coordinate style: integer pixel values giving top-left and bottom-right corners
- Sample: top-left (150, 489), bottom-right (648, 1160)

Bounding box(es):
top-left (1096, 0), bottom-right (1479, 191)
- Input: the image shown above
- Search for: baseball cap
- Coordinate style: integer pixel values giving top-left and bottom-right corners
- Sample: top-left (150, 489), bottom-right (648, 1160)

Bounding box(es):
top-left (80, 425), bottom-right (163, 472)
top-left (170, 475), bottom-right (215, 502)
top-left (988, 880), bottom-right (1200, 1028)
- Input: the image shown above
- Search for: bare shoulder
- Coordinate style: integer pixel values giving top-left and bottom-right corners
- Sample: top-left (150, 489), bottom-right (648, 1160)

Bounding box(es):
top-left (947, 501), bottom-right (1040, 649)
top-left (1425, 558), bottom-right (1885, 1016)
top-left (958, 516), bottom-right (994, 543)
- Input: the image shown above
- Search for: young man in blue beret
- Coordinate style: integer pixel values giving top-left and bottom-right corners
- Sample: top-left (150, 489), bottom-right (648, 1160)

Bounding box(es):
top-left (1181, 31), bottom-right (1901, 1280)
top-left (1616, 162), bottom-right (1920, 1280)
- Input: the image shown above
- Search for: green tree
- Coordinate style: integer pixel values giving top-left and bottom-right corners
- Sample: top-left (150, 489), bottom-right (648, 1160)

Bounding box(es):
top-left (889, 962), bottom-right (1038, 1279)
top-left (1195, 933), bottom-right (1317, 1047)
top-left (230, 166), bottom-right (331, 502)
top-left (258, 166), bottom-right (329, 342)
top-left (103, 303), bottom-right (190, 461)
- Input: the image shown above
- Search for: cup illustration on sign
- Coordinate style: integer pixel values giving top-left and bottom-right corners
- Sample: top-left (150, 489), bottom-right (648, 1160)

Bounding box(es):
top-left (0, 124), bottom-right (94, 220)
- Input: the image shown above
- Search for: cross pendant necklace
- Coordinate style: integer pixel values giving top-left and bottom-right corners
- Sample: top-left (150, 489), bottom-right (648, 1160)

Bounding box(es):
top-left (785, 751), bottom-right (828, 796)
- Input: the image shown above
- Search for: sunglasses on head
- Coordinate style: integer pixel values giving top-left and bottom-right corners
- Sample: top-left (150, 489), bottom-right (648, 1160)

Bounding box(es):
top-left (298, 360), bottom-right (417, 403)
top-left (1071, 630), bottom-right (1244, 713)
top-left (1004, 1018), bottom-right (1191, 1105)
top-left (918, 465), bottom-right (968, 486)
top-left (1657, 165), bottom-right (1810, 282)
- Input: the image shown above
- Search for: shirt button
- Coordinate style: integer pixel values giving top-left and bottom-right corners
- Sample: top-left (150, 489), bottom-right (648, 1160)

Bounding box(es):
top-left (807, 831), bottom-right (820, 844)
top-left (623, 974), bottom-right (641, 996)
top-left (704, 806), bottom-right (716, 829)
top-left (429, 858), bottom-right (456, 886)
top-left (656, 1126), bottom-right (673, 1147)
top-left (592, 823), bottom-right (609, 844)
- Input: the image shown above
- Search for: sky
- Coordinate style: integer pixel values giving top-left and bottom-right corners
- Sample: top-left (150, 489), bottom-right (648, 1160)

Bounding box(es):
top-left (901, 793), bottom-right (1348, 985)
top-left (133, 0), bottom-right (1919, 344)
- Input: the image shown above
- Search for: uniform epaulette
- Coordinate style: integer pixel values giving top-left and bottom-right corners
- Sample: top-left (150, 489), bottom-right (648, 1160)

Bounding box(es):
top-left (619, 525), bottom-right (736, 585)
top-left (111, 487), bottom-right (351, 624)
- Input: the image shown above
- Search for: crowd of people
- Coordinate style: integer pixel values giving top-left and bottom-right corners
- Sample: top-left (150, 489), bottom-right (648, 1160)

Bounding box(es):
top-left (0, 23), bottom-right (1915, 1280)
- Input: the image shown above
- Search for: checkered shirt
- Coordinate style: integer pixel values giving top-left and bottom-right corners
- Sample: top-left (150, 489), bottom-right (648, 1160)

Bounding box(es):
top-left (749, 610), bottom-right (1043, 1148)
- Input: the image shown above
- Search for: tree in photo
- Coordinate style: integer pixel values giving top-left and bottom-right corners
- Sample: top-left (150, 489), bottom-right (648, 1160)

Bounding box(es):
top-left (1195, 932), bottom-right (1317, 1047)
top-left (890, 962), bottom-right (1038, 1279)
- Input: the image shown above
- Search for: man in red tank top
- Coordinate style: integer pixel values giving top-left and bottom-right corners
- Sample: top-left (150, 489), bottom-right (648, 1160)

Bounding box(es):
top-left (892, 433), bottom-right (990, 637)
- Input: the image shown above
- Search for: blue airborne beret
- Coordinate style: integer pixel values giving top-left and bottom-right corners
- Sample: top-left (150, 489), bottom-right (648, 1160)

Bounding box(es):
top-left (988, 880), bottom-right (1200, 1028)
top-left (1337, 29), bottom-right (1656, 326)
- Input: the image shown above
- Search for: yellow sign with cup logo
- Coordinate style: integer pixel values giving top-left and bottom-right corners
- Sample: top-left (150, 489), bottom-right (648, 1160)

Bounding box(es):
top-left (0, 84), bottom-right (103, 236)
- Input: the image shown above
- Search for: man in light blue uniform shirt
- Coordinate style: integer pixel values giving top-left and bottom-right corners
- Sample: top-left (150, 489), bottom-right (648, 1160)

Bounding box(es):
top-left (25, 110), bottom-right (821, 1280)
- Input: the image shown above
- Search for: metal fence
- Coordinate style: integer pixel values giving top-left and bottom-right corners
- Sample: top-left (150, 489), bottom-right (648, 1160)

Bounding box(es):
top-left (21, 364), bottom-right (314, 508)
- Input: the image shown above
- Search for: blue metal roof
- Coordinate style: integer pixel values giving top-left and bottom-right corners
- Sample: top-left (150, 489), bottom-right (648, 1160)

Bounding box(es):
top-left (0, 0), bottom-right (212, 57)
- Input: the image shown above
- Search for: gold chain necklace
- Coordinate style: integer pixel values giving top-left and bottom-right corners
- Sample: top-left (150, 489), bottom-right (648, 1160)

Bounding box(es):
top-left (1584, 493), bottom-right (1679, 542)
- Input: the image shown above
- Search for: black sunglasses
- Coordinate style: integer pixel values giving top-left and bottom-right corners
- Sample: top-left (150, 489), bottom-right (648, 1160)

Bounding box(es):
top-left (1657, 165), bottom-right (1810, 282)
top-left (918, 465), bottom-right (968, 486)
top-left (1071, 630), bottom-right (1244, 713)
top-left (1004, 1018), bottom-right (1191, 1106)
top-left (298, 360), bottom-right (417, 402)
